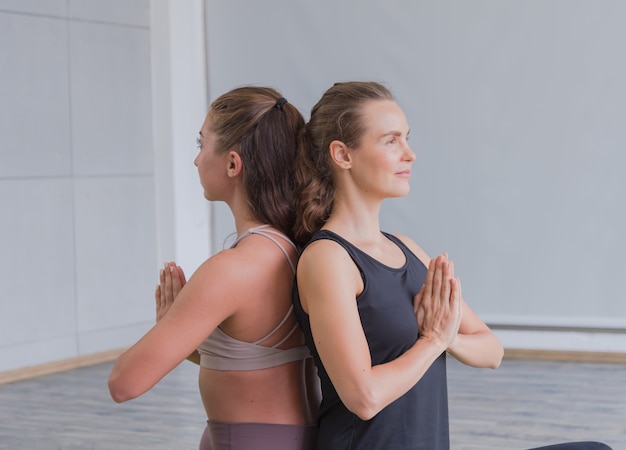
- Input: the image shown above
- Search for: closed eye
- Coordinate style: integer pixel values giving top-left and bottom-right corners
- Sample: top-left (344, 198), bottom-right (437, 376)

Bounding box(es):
top-left (196, 137), bottom-right (202, 149)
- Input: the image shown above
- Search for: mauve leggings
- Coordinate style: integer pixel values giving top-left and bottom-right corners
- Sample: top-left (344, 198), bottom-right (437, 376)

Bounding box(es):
top-left (199, 420), bottom-right (317, 450)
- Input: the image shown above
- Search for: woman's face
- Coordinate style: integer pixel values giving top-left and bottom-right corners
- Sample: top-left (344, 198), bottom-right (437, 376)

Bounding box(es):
top-left (348, 100), bottom-right (416, 199)
top-left (194, 113), bottom-right (231, 201)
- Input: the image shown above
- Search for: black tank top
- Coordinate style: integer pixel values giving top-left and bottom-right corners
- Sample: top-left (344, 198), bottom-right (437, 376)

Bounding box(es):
top-left (293, 230), bottom-right (449, 450)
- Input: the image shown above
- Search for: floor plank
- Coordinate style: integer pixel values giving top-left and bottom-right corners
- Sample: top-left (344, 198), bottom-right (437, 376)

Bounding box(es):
top-left (0, 358), bottom-right (624, 449)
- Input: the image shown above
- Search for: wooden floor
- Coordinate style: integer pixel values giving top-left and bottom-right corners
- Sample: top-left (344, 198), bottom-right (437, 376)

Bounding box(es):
top-left (0, 357), bottom-right (624, 449)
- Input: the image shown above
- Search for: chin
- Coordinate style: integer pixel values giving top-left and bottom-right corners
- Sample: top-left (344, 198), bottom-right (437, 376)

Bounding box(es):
top-left (390, 186), bottom-right (411, 198)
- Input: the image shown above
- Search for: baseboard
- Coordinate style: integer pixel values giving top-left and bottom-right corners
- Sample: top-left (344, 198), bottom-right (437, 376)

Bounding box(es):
top-left (504, 348), bottom-right (626, 364)
top-left (2, 346), bottom-right (624, 385)
top-left (0, 348), bottom-right (126, 385)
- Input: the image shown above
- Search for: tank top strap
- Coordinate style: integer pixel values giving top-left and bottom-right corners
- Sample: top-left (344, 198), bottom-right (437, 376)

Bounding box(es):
top-left (231, 225), bottom-right (299, 346)
top-left (231, 225), bottom-right (298, 274)
top-left (252, 305), bottom-right (298, 346)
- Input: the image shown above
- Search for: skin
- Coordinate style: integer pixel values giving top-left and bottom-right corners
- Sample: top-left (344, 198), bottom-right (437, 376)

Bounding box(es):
top-left (108, 113), bottom-right (319, 425)
top-left (296, 99), bottom-right (503, 421)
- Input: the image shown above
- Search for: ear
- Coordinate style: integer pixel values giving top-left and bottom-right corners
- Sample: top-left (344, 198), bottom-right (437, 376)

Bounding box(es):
top-left (226, 150), bottom-right (243, 178)
top-left (329, 140), bottom-right (352, 170)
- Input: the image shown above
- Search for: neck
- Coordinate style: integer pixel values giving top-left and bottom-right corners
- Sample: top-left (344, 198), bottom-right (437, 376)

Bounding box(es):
top-left (225, 194), bottom-right (264, 237)
top-left (325, 194), bottom-right (383, 243)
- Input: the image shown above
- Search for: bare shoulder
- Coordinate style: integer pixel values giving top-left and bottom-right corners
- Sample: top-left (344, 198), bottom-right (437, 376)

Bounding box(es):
top-left (195, 239), bottom-right (277, 289)
top-left (297, 238), bottom-right (362, 311)
top-left (231, 231), bottom-right (297, 274)
top-left (180, 249), bottom-right (243, 310)
top-left (299, 238), bottom-right (355, 273)
top-left (391, 233), bottom-right (431, 266)
top-left (192, 247), bottom-right (242, 283)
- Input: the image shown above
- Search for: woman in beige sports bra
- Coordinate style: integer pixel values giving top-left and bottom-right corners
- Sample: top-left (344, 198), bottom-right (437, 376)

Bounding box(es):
top-left (108, 87), bottom-right (320, 450)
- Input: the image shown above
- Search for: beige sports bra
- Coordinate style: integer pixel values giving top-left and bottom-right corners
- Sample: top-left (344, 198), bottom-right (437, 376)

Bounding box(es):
top-left (196, 225), bottom-right (311, 371)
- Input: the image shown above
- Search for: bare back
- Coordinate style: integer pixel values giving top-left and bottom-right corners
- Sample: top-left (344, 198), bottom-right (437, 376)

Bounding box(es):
top-left (197, 228), bottom-right (316, 424)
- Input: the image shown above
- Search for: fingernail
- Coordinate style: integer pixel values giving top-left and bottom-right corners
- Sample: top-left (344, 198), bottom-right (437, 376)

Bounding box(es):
top-left (159, 268), bottom-right (164, 277)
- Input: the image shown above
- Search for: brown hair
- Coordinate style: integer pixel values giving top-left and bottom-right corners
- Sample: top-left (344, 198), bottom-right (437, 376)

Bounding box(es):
top-left (293, 81), bottom-right (394, 245)
top-left (209, 86), bottom-right (304, 240)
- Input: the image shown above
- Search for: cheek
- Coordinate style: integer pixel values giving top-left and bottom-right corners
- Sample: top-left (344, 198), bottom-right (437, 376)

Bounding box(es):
top-left (195, 155), bottom-right (211, 182)
top-left (371, 153), bottom-right (395, 172)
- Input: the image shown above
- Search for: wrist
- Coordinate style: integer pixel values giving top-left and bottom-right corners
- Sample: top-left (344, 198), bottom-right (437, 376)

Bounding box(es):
top-left (416, 333), bottom-right (448, 355)
top-left (446, 333), bottom-right (460, 353)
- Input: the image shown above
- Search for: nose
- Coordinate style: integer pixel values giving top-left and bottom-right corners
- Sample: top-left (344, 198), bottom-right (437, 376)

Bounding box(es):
top-left (403, 141), bottom-right (416, 162)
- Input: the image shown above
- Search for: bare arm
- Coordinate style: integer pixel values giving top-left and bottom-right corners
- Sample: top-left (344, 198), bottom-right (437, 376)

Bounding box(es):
top-left (399, 235), bottom-right (504, 369)
top-left (108, 253), bottom-right (241, 402)
top-left (297, 241), bottom-right (461, 420)
top-left (446, 295), bottom-right (503, 368)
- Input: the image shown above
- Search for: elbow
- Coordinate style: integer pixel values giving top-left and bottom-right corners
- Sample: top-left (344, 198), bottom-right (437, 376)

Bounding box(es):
top-left (488, 358), bottom-right (502, 370)
top-left (342, 387), bottom-right (381, 421)
top-left (478, 333), bottom-right (504, 369)
top-left (351, 404), bottom-right (378, 422)
top-left (108, 374), bottom-right (137, 403)
top-left (348, 402), bottom-right (379, 422)
top-left (489, 344), bottom-right (505, 369)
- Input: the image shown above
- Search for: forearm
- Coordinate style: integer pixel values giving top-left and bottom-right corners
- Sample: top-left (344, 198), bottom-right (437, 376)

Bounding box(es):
top-left (349, 336), bottom-right (447, 420)
top-left (108, 350), bottom-right (158, 403)
top-left (447, 330), bottom-right (503, 369)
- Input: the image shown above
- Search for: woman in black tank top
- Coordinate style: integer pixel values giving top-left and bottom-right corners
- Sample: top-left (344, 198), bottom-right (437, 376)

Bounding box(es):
top-left (292, 81), bottom-right (610, 450)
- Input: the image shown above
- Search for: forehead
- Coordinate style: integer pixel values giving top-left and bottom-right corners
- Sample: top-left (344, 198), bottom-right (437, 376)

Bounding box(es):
top-left (200, 112), bottom-right (213, 132)
top-left (360, 100), bottom-right (408, 135)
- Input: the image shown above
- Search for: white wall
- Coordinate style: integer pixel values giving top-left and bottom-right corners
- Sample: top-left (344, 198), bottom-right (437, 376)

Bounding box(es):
top-left (150, 0), bottom-right (211, 270)
top-left (0, 0), bottom-right (157, 372)
top-left (0, 0), bottom-right (210, 374)
top-left (2, 1), bottom-right (625, 375)
top-left (205, 0), bottom-right (626, 352)
top-left (0, 0), bottom-right (211, 372)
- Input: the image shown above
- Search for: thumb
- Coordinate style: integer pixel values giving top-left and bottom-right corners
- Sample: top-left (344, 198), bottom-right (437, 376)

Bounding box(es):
top-left (413, 284), bottom-right (425, 314)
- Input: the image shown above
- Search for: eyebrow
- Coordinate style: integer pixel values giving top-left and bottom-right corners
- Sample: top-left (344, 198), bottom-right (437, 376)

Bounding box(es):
top-left (380, 129), bottom-right (410, 138)
top-left (199, 131), bottom-right (204, 137)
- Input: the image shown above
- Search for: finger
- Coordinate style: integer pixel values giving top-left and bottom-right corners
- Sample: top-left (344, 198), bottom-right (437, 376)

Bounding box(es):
top-left (452, 277), bottom-right (463, 329)
top-left (175, 264), bottom-right (187, 286)
top-left (423, 257), bottom-right (437, 300)
top-left (160, 266), bottom-right (167, 305)
top-left (155, 283), bottom-right (161, 309)
top-left (171, 265), bottom-right (182, 298)
top-left (448, 277), bottom-right (458, 303)
top-left (157, 268), bottom-right (165, 309)
top-left (432, 255), bottom-right (444, 300)
top-left (449, 278), bottom-right (462, 324)
top-left (163, 263), bottom-right (174, 304)
top-left (413, 284), bottom-right (425, 314)
top-left (441, 260), bottom-right (453, 304)
top-left (456, 277), bottom-right (463, 318)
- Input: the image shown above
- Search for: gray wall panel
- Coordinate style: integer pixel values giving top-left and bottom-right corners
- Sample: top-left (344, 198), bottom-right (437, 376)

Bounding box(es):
top-left (206, 0), bottom-right (626, 328)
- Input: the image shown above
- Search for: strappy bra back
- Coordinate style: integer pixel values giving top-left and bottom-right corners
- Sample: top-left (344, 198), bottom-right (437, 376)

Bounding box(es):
top-left (197, 225), bottom-right (311, 371)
